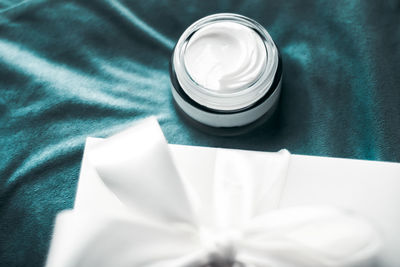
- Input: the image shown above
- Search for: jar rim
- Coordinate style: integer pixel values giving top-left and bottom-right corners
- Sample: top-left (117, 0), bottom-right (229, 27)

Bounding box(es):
top-left (172, 13), bottom-right (279, 111)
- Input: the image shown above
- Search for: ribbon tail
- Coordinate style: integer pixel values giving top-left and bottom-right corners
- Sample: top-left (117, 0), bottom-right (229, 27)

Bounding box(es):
top-left (213, 148), bottom-right (291, 228)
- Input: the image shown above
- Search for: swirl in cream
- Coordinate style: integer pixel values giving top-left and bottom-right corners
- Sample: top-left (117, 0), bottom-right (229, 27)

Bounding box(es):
top-left (184, 21), bottom-right (267, 92)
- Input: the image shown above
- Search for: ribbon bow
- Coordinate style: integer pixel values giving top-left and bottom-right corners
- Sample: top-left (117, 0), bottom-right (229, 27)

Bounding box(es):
top-left (46, 118), bottom-right (381, 267)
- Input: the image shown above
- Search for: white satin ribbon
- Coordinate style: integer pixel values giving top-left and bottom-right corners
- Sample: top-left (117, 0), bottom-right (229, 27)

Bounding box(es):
top-left (46, 117), bottom-right (381, 267)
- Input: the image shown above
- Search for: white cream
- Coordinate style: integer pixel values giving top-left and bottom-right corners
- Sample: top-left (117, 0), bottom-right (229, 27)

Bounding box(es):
top-left (171, 13), bottom-right (281, 128)
top-left (184, 21), bottom-right (267, 91)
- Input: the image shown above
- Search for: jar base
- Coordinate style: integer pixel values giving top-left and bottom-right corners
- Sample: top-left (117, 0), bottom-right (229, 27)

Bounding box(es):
top-left (173, 96), bottom-right (280, 136)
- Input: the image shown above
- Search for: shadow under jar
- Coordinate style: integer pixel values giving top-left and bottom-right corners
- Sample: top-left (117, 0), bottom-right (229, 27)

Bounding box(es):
top-left (170, 13), bottom-right (282, 136)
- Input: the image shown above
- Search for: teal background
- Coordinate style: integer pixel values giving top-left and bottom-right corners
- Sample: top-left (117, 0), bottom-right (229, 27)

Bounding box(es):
top-left (0, 0), bottom-right (399, 266)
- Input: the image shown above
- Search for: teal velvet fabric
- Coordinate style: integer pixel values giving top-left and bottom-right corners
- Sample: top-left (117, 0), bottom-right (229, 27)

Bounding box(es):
top-left (0, 0), bottom-right (399, 266)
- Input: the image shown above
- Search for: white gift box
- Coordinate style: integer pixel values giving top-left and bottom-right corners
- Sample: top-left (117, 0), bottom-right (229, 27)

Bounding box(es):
top-left (46, 117), bottom-right (400, 267)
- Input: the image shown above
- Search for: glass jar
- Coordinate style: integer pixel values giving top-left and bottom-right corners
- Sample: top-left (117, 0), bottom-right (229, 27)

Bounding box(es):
top-left (170, 13), bottom-right (282, 135)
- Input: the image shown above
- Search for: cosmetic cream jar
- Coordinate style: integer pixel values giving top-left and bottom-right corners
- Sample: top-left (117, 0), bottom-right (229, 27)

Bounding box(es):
top-left (170, 13), bottom-right (282, 132)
